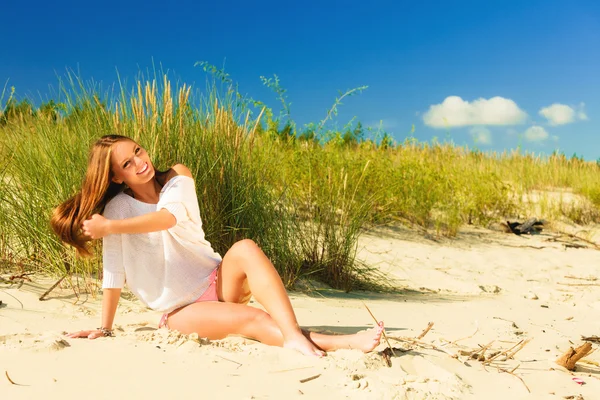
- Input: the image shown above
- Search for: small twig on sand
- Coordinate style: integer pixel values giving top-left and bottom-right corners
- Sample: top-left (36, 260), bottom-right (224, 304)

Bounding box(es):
top-left (557, 282), bottom-right (600, 287)
top-left (554, 231), bottom-right (600, 250)
top-left (565, 275), bottom-right (597, 281)
top-left (39, 274), bottom-right (68, 301)
top-left (563, 243), bottom-right (587, 249)
top-left (8, 272), bottom-right (34, 282)
top-left (387, 336), bottom-right (442, 351)
top-left (580, 359), bottom-right (600, 367)
top-left (504, 338), bottom-right (532, 360)
top-left (216, 355), bottom-right (242, 368)
top-left (509, 363), bottom-right (521, 374)
top-left (470, 341), bottom-right (494, 361)
top-left (484, 338), bottom-right (531, 365)
top-left (5, 371), bottom-right (16, 385)
top-left (299, 374), bottom-right (321, 383)
top-left (582, 336), bottom-right (600, 343)
top-left (363, 303), bottom-right (395, 356)
top-left (0, 289), bottom-right (24, 309)
top-left (5, 371), bottom-right (27, 386)
top-left (381, 348), bottom-right (392, 367)
top-left (417, 322), bottom-right (434, 340)
top-left (497, 366), bottom-right (530, 393)
top-left (452, 322), bottom-right (479, 344)
top-left (503, 244), bottom-right (546, 250)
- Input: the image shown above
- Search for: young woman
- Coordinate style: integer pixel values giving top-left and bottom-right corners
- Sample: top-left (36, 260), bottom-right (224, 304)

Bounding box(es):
top-left (51, 134), bottom-right (384, 356)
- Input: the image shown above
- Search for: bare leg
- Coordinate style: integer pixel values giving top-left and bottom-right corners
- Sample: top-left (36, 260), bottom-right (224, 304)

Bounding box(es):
top-left (165, 301), bottom-right (384, 352)
top-left (304, 321), bottom-right (385, 352)
top-left (216, 239), bottom-right (326, 356)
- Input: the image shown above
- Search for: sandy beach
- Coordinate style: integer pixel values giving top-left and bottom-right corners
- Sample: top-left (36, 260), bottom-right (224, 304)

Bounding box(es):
top-left (1, 224), bottom-right (599, 400)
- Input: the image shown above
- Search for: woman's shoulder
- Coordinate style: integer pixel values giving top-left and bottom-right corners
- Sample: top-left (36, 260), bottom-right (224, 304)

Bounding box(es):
top-left (171, 164), bottom-right (194, 179)
top-left (157, 164), bottom-right (196, 196)
top-left (157, 164), bottom-right (194, 186)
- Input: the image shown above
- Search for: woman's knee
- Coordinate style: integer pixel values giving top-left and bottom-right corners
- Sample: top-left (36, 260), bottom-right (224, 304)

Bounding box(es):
top-left (228, 239), bottom-right (262, 260)
top-left (240, 308), bottom-right (278, 338)
top-left (233, 238), bottom-right (260, 252)
top-left (244, 307), bottom-right (270, 325)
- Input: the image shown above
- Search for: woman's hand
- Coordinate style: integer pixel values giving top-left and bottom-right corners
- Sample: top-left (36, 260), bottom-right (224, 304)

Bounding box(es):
top-left (66, 329), bottom-right (106, 339)
top-left (82, 214), bottom-right (111, 239)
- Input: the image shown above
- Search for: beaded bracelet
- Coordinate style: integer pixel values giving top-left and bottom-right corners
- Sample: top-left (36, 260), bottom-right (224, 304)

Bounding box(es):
top-left (97, 327), bottom-right (115, 337)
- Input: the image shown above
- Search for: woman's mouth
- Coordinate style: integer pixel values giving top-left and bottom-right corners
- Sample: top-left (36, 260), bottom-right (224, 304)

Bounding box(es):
top-left (137, 163), bottom-right (149, 175)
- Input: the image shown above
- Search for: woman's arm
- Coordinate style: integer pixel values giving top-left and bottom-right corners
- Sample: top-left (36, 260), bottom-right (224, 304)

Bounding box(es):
top-left (66, 288), bottom-right (121, 339)
top-left (82, 209), bottom-right (176, 239)
top-left (83, 164), bottom-right (193, 240)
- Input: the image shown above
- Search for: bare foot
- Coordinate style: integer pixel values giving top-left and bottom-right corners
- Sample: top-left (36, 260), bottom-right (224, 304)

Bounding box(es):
top-left (349, 321), bottom-right (384, 353)
top-left (284, 334), bottom-right (326, 357)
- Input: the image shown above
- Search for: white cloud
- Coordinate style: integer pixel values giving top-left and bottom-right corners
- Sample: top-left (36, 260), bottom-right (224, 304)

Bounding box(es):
top-left (423, 96), bottom-right (527, 128)
top-left (524, 126), bottom-right (549, 142)
top-left (538, 103), bottom-right (588, 125)
top-left (469, 126), bottom-right (492, 145)
top-left (577, 103), bottom-right (588, 121)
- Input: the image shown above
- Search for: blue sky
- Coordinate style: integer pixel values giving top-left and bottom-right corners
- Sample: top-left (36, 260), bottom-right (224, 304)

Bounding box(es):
top-left (1, 0), bottom-right (599, 159)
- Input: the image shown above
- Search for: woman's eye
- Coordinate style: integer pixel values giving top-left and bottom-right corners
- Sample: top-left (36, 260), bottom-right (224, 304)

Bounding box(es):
top-left (135, 147), bottom-right (141, 154)
top-left (123, 161), bottom-right (130, 168)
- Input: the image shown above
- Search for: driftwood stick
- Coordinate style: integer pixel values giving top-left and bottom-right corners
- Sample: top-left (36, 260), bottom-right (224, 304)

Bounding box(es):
top-left (582, 335), bottom-right (600, 343)
top-left (417, 322), bottom-right (434, 340)
top-left (504, 338), bottom-right (532, 360)
top-left (484, 339), bottom-right (526, 365)
top-left (299, 374), bottom-right (321, 383)
top-left (470, 341), bottom-right (494, 361)
top-left (4, 370), bottom-right (27, 386)
top-left (563, 243), bottom-right (587, 249)
top-left (556, 342), bottom-right (593, 371)
top-left (5, 370), bottom-right (17, 385)
top-left (39, 274), bottom-right (68, 301)
top-left (363, 303), bottom-right (395, 356)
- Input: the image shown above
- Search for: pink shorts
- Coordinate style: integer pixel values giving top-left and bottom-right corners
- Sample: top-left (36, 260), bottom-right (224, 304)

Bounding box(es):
top-left (158, 266), bottom-right (219, 329)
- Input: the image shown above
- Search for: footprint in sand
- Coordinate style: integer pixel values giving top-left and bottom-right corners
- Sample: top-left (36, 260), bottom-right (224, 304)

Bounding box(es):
top-left (133, 328), bottom-right (209, 348)
top-left (0, 332), bottom-right (70, 352)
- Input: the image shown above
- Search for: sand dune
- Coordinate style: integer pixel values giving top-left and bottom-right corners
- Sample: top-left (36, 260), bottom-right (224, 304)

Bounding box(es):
top-left (1, 225), bottom-right (599, 399)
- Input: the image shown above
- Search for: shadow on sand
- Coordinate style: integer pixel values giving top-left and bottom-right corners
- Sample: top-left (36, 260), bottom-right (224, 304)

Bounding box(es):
top-left (301, 286), bottom-right (478, 304)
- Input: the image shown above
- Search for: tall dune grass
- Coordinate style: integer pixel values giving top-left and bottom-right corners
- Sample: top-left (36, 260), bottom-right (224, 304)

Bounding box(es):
top-left (1, 73), bottom-right (599, 293)
top-left (0, 75), bottom-right (384, 292)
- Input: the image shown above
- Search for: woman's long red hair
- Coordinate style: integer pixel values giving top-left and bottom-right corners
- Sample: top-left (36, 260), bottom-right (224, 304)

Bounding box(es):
top-left (50, 135), bottom-right (131, 257)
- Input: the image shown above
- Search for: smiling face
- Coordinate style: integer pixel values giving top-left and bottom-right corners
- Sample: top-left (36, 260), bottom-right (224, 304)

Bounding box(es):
top-left (109, 140), bottom-right (155, 186)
